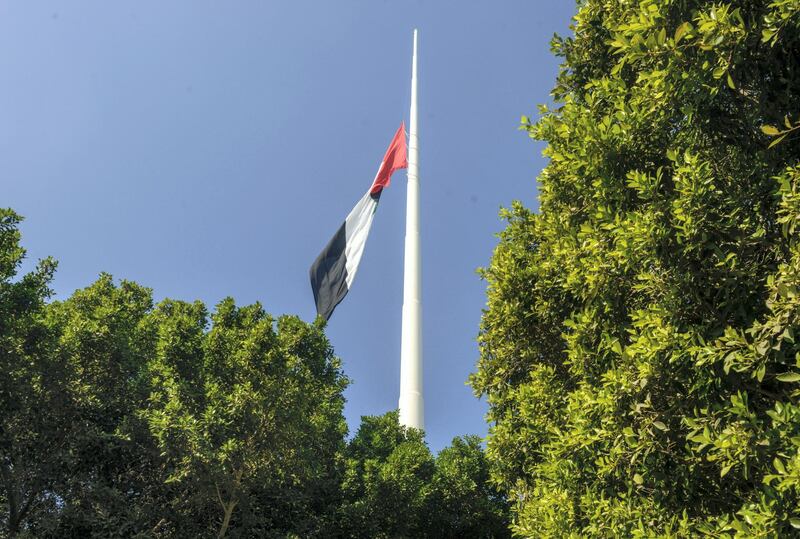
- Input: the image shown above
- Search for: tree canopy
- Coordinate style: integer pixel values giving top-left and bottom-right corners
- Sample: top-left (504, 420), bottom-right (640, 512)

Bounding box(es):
top-left (1, 223), bottom-right (350, 538)
top-left (1, 208), bottom-right (508, 537)
top-left (472, 0), bottom-right (800, 536)
top-left (336, 411), bottom-right (510, 539)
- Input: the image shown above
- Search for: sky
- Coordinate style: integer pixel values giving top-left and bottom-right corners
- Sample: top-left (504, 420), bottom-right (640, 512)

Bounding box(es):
top-left (1, 1), bottom-right (576, 452)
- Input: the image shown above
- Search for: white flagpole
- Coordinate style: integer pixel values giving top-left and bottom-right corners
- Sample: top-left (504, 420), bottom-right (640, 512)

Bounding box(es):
top-left (399, 29), bottom-right (424, 430)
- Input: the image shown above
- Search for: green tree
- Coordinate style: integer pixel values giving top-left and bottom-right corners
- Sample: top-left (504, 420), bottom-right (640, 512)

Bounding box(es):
top-left (337, 412), bottom-right (510, 538)
top-left (0, 210), bottom-right (349, 537)
top-left (42, 275), bottom-right (166, 538)
top-left (1, 208), bottom-right (508, 537)
top-left (471, 0), bottom-right (800, 536)
top-left (429, 436), bottom-right (510, 539)
top-left (3, 269), bottom-right (186, 538)
top-left (142, 298), bottom-right (348, 538)
top-left (337, 411), bottom-right (434, 538)
top-left (0, 209), bottom-right (59, 537)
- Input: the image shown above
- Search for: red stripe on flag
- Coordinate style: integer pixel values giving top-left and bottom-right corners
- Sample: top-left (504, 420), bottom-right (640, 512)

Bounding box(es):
top-left (369, 122), bottom-right (408, 195)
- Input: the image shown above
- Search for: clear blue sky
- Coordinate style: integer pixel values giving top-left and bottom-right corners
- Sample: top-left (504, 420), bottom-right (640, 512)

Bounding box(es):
top-left (1, 1), bottom-right (575, 451)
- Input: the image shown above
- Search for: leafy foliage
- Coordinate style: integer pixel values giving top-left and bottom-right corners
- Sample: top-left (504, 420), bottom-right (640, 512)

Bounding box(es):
top-left (142, 298), bottom-right (349, 537)
top-left (429, 435), bottom-right (511, 538)
top-left (1, 210), bottom-right (510, 537)
top-left (472, 0), bottom-right (800, 536)
top-left (336, 412), bottom-right (510, 539)
top-left (0, 209), bottom-right (59, 537)
top-left (0, 211), bottom-right (349, 537)
top-left (337, 411), bottom-right (435, 538)
top-left (42, 275), bottom-right (164, 537)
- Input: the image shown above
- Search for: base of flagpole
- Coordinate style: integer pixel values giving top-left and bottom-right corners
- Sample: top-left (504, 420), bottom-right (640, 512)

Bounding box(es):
top-left (399, 391), bottom-right (424, 431)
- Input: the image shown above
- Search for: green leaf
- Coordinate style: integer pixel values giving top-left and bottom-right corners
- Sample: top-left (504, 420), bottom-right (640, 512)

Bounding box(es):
top-left (761, 125), bottom-right (780, 136)
top-left (674, 22), bottom-right (691, 44)
top-left (768, 134), bottom-right (788, 149)
top-left (633, 473), bottom-right (643, 485)
top-left (727, 73), bottom-right (735, 89)
top-left (756, 364), bottom-right (766, 382)
top-left (720, 464), bottom-right (732, 477)
top-left (653, 421), bottom-right (668, 431)
top-left (783, 327), bottom-right (795, 344)
top-left (790, 518), bottom-right (800, 530)
top-left (774, 458), bottom-right (786, 474)
top-left (776, 372), bottom-right (800, 382)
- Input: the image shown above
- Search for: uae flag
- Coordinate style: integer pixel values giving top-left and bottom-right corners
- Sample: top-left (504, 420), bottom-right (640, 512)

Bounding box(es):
top-left (310, 123), bottom-right (408, 320)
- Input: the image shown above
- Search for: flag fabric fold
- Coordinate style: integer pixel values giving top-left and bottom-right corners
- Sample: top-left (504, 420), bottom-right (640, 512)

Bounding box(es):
top-left (310, 123), bottom-right (407, 320)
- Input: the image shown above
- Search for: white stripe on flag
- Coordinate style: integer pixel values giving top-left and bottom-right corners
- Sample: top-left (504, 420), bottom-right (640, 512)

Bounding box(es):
top-left (343, 191), bottom-right (379, 289)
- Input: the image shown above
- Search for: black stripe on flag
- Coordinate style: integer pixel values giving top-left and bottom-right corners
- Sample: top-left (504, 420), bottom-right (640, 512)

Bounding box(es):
top-left (310, 191), bottom-right (382, 321)
top-left (310, 220), bottom-right (349, 321)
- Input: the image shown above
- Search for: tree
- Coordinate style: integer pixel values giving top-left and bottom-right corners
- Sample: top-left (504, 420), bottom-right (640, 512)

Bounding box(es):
top-left (0, 209), bottom-right (60, 537)
top-left (336, 411), bottom-right (434, 538)
top-left (142, 298), bottom-right (348, 538)
top-left (336, 412), bottom-right (510, 538)
top-left (429, 436), bottom-right (510, 539)
top-left (0, 210), bottom-right (349, 537)
top-left (41, 275), bottom-right (167, 538)
top-left (3, 267), bottom-right (189, 538)
top-left (1, 207), bottom-right (509, 537)
top-left (471, 0), bottom-right (800, 536)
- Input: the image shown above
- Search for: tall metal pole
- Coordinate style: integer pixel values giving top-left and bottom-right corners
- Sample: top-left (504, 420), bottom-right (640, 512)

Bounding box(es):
top-left (399, 29), bottom-right (423, 430)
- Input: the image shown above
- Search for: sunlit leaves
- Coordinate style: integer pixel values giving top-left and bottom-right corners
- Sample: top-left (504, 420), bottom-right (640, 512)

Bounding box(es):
top-left (474, 0), bottom-right (800, 535)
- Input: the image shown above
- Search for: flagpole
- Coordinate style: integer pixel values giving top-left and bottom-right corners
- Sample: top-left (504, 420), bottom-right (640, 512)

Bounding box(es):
top-left (399, 29), bottom-right (424, 430)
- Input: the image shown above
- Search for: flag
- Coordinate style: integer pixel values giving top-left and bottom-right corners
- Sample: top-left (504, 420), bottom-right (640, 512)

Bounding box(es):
top-left (310, 123), bottom-right (408, 320)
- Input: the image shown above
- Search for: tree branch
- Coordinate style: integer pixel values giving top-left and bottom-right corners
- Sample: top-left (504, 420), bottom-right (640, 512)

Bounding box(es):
top-left (0, 457), bottom-right (19, 535)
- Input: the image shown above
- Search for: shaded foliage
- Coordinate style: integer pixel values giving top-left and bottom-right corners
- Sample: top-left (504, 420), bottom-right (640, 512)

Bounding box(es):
top-left (142, 297), bottom-right (348, 538)
top-left (472, 0), bottom-right (800, 536)
top-left (0, 209), bottom-right (348, 537)
top-left (335, 411), bottom-right (510, 539)
top-left (0, 209), bottom-right (510, 537)
top-left (0, 209), bottom-right (60, 537)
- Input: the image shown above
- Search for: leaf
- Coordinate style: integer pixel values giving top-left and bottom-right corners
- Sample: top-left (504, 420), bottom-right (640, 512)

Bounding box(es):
top-left (790, 518), bottom-right (800, 529)
top-left (756, 364), bottom-right (766, 383)
top-left (774, 457), bottom-right (786, 474)
top-left (653, 421), bottom-right (668, 431)
top-left (633, 473), bottom-right (643, 485)
top-left (674, 22), bottom-right (691, 44)
top-left (727, 73), bottom-right (735, 89)
top-left (761, 125), bottom-right (780, 136)
top-left (769, 134), bottom-right (788, 149)
top-left (720, 464), bottom-right (732, 477)
top-left (776, 372), bottom-right (800, 382)
top-left (783, 327), bottom-right (795, 344)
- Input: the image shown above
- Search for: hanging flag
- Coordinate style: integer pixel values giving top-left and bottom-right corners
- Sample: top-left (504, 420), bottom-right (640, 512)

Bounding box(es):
top-left (310, 123), bottom-right (407, 320)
